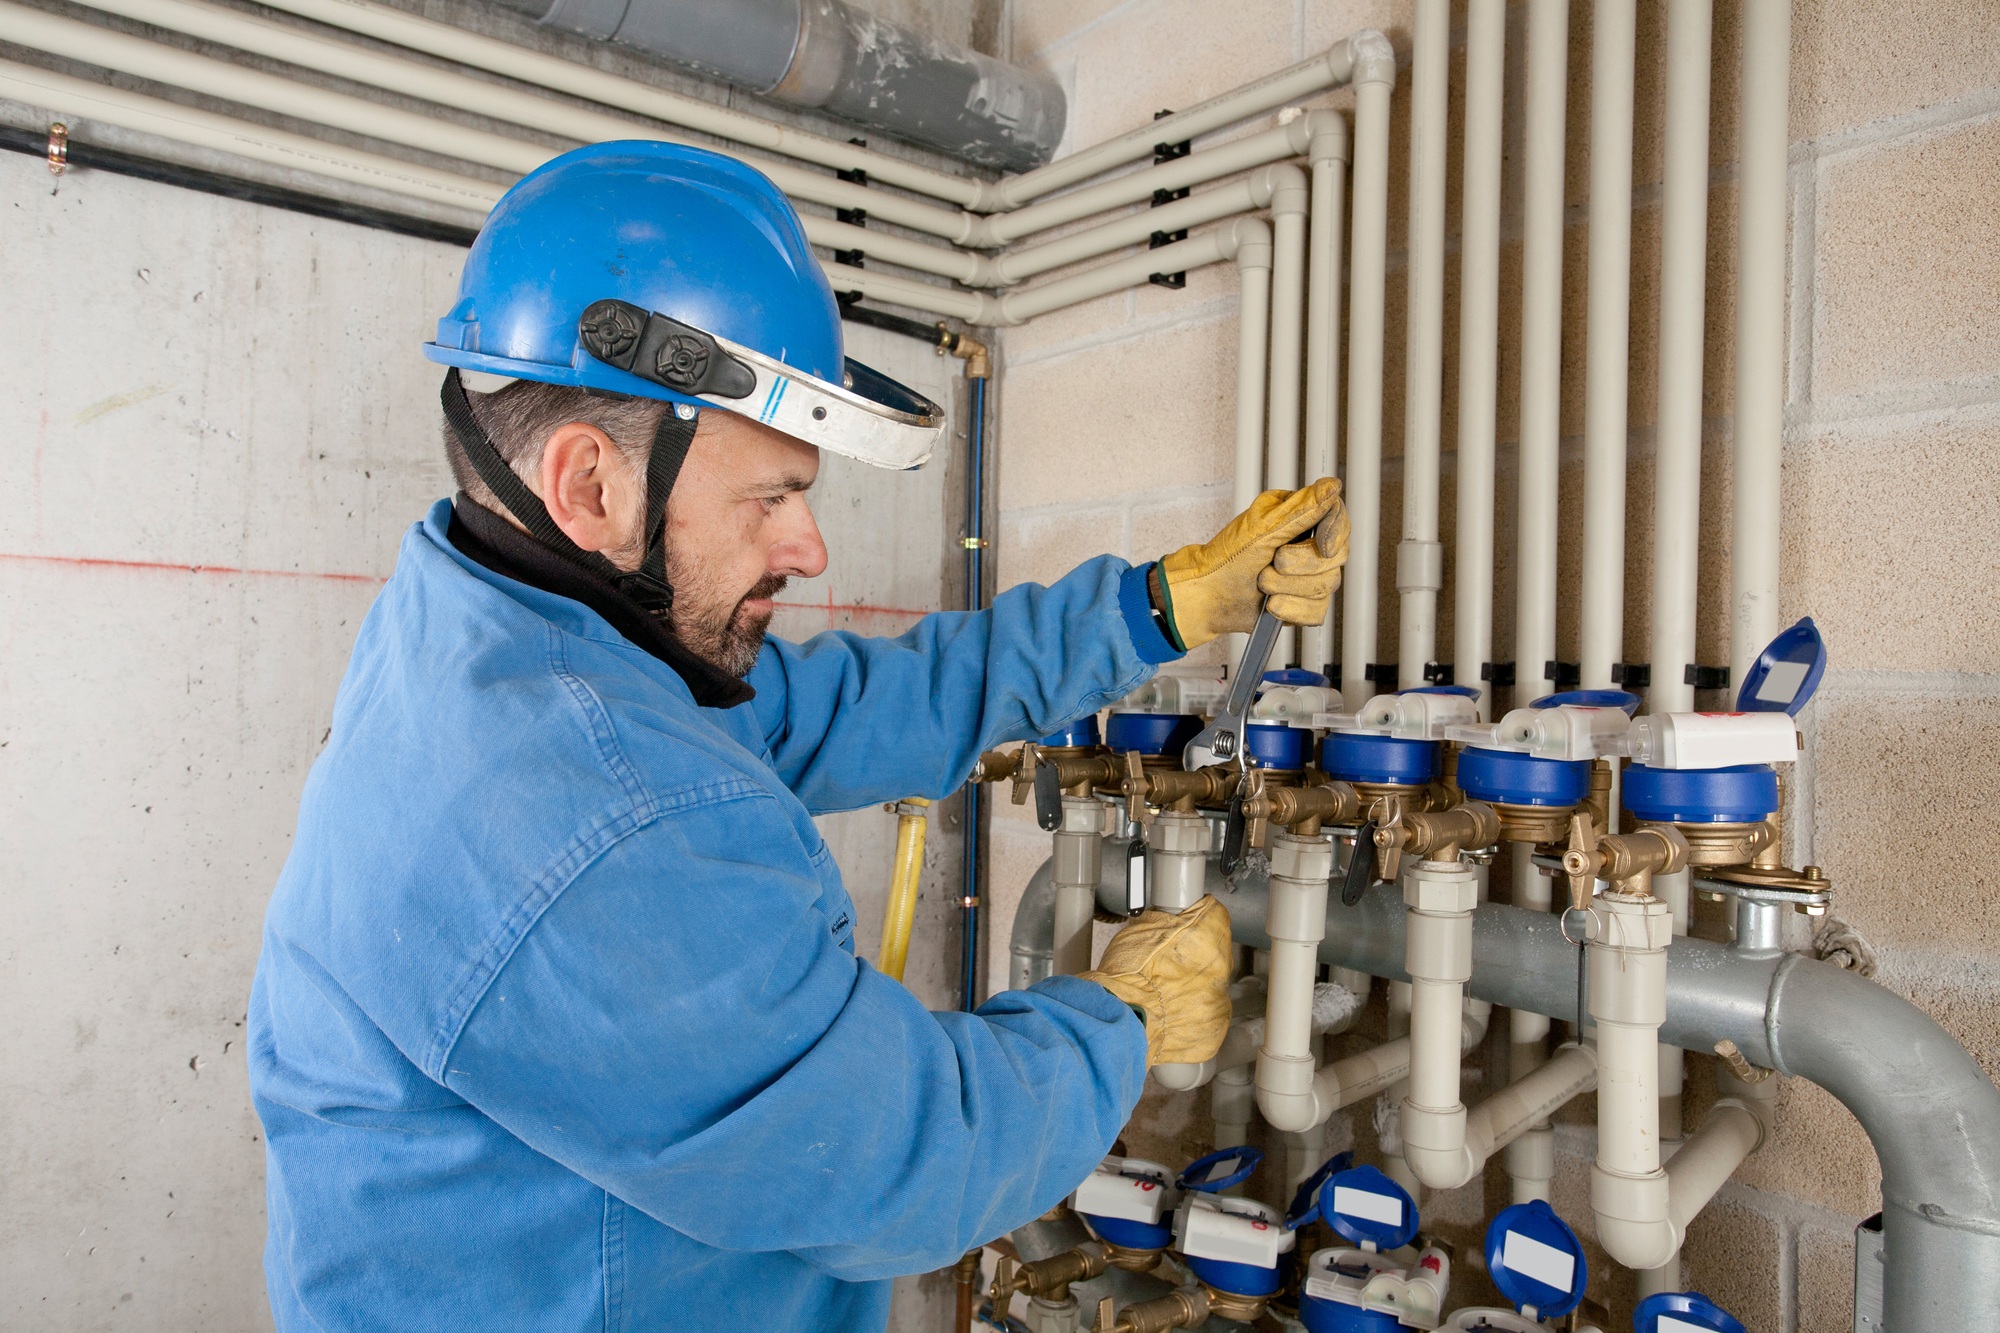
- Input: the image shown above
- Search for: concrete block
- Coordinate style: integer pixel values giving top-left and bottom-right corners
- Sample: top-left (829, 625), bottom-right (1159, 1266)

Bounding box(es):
top-left (1679, 1189), bottom-right (1786, 1333)
top-left (1782, 413), bottom-right (2000, 672)
top-left (1792, 0), bottom-right (2000, 143)
top-left (1010, 0), bottom-right (1131, 61)
top-left (1724, 1076), bottom-right (1882, 1222)
top-left (997, 501), bottom-right (1129, 592)
top-left (996, 315), bottom-right (1239, 510)
top-left (1815, 116), bottom-right (2000, 401)
top-left (1798, 1220), bottom-right (1860, 1333)
top-left (1129, 488), bottom-right (1233, 567)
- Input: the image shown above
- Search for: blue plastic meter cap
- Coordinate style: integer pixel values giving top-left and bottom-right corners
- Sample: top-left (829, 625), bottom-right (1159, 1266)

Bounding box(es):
top-left (1455, 746), bottom-right (1591, 807)
top-left (1177, 1145), bottom-right (1263, 1195)
top-left (1623, 763), bottom-right (1780, 824)
top-left (1633, 1292), bottom-right (1747, 1333)
top-left (1039, 714), bottom-right (1101, 748)
top-left (1321, 732), bottom-right (1441, 785)
top-left (1483, 1200), bottom-right (1588, 1319)
top-left (1244, 721), bottom-right (1311, 770)
top-left (1264, 667), bottom-right (1332, 688)
top-left (1316, 1165), bottom-right (1419, 1252)
top-left (1530, 688), bottom-right (1643, 715)
top-left (1285, 1151), bottom-right (1356, 1228)
top-left (1104, 710), bottom-right (1203, 756)
top-left (1082, 1210), bottom-right (1174, 1252)
top-left (1736, 616), bottom-right (1827, 717)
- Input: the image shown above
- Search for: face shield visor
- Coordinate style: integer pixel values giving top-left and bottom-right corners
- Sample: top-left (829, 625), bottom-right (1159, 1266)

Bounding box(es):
top-left (576, 298), bottom-right (945, 470)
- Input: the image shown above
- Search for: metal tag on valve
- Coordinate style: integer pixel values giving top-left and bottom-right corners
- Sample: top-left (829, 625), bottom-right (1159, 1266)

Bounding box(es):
top-left (1126, 835), bottom-right (1148, 914)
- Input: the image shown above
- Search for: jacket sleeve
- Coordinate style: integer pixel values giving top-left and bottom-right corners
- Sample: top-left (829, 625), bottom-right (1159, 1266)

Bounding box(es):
top-left (744, 556), bottom-right (1181, 814)
top-left (435, 790), bottom-right (1149, 1280)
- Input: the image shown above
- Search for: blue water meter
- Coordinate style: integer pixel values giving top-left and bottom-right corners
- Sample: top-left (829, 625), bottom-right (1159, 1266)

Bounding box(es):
top-left (1297, 1166), bottom-right (1447, 1333)
top-left (1072, 1155), bottom-right (1179, 1253)
top-left (1173, 1148), bottom-right (1293, 1298)
top-left (1244, 721), bottom-right (1312, 770)
top-left (1104, 710), bottom-right (1204, 756)
top-left (1039, 715), bottom-right (1101, 748)
top-left (1633, 1292), bottom-right (1746, 1333)
top-left (1441, 1201), bottom-right (1589, 1330)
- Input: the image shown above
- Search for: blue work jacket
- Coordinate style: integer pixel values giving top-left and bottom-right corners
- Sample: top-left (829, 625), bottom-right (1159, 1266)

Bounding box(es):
top-left (249, 499), bottom-right (1181, 1331)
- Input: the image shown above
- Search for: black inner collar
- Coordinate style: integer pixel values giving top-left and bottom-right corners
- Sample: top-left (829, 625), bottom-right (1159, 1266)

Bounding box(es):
top-left (447, 494), bottom-right (753, 710)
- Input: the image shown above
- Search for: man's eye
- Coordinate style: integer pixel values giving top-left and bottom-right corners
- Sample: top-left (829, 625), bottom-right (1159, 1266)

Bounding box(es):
top-left (761, 494), bottom-right (789, 512)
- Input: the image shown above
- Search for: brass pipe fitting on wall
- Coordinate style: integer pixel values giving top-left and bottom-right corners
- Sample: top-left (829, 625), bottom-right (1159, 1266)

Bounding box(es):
top-left (1677, 818), bottom-right (1778, 868)
top-left (1089, 1286), bottom-right (1211, 1333)
top-left (989, 1242), bottom-right (1108, 1306)
top-left (1562, 815), bottom-right (1690, 907)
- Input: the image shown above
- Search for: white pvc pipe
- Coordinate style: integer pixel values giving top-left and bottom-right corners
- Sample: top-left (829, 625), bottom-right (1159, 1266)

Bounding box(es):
top-left (1516, 0), bottom-right (1569, 704)
top-left (1255, 836), bottom-right (1333, 1132)
top-left (1300, 112), bottom-right (1349, 678)
top-left (196, 0), bottom-right (983, 208)
top-left (1733, 0), bottom-right (1790, 686)
top-left (1579, 0), bottom-right (1637, 691)
top-left (1650, 0), bottom-right (1714, 715)
top-left (1339, 65), bottom-right (1395, 709)
top-left (1504, 845), bottom-right (1557, 1203)
top-left (1268, 166), bottom-right (1312, 666)
top-left (0, 56), bottom-right (502, 213)
top-left (1454, 0), bottom-right (1505, 719)
top-left (1589, 893), bottom-right (1676, 1271)
top-left (990, 32), bottom-right (1392, 210)
top-left (1396, 0), bottom-right (1449, 690)
top-left (1399, 861), bottom-right (1479, 1190)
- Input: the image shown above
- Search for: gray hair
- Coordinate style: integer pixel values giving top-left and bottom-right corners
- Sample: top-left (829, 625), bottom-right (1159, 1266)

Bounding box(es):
top-left (443, 378), bottom-right (670, 515)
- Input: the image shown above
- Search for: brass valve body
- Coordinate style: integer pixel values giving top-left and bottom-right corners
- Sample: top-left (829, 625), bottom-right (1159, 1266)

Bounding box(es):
top-left (1091, 1286), bottom-right (1210, 1333)
top-left (1675, 819), bottom-right (1778, 867)
top-left (990, 1243), bottom-right (1108, 1306)
top-left (1562, 818), bottom-right (1690, 905)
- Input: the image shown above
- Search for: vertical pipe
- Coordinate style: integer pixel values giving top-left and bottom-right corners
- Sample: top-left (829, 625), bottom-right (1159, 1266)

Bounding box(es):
top-left (1397, 0), bottom-right (1450, 689)
top-left (1505, 843), bottom-right (1556, 1203)
top-left (1516, 0), bottom-right (1570, 706)
top-left (1454, 0), bottom-right (1506, 719)
top-left (960, 368), bottom-right (987, 1011)
top-left (1579, 0), bottom-right (1637, 691)
top-left (1268, 167), bottom-right (1312, 667)
top-left (1651, 0), bottom-right (1713, 716)
top-left (1301, 114), bottom-right (1349, 679)
top-left (1226, 233), bottom-right (1277, 671)
top-left (1733, 0), bottom-right (1789, 686)
top-left (1341, 67), bottom-right (1395, 709)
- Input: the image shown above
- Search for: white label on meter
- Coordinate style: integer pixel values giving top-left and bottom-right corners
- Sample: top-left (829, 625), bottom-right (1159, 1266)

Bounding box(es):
top-left (1500, 1230), bottom-right (1574, 1291)
top-left (1332, 1186), bottom-right (1403, 1226)
top-left (1755, 660), bottom-right (1811, 706)
top-left (1658, 1319), bottom-right (1707, 1333)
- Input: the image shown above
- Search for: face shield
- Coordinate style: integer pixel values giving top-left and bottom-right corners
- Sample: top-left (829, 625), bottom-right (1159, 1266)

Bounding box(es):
top-left (576, 298), bottom-right (946, 470)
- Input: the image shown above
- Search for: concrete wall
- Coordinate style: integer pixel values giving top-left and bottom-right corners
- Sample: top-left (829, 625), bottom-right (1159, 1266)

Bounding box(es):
top-left (0, 142), bottom-right (968, 1330)
top-left (988, 1), bottom-right (2000, 1328)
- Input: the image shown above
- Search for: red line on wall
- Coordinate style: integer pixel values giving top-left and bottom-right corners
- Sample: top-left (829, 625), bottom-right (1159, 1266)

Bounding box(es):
top-left (0, 550), bottom-right (385, 585)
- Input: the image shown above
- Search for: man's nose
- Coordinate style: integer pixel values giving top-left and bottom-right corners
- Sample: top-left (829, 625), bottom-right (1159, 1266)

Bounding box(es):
top-left (774, 496), bottom-right (829, 579)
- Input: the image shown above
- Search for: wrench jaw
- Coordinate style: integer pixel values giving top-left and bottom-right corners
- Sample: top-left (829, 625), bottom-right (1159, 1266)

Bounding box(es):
top-left (1180, 725), bottom-right (1241, 772)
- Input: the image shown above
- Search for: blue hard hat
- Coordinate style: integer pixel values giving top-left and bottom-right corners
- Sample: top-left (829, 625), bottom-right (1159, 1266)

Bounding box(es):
top-left (426, 141), bottom-right (944, 470)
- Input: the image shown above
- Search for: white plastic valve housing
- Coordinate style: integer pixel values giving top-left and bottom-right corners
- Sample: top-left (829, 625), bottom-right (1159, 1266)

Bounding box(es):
top-left (1617, 711), bottom-right (1800, 769)
top-left (1302, 1242), bottom-right (1451, 1329)
top-left (1315, 690), bottom-right (1479, 739)
top-left (1252, 684), bottom-right (1343, 724)
top-left (1178, 1194), bottom-right (1294, 1268)
top-left (1445, 705), bottom-right (1631, 761)
top-left (1072, 1156), bottom-right (1179, 1225)
top-left (1116, 672), bottom-right (1228, 717)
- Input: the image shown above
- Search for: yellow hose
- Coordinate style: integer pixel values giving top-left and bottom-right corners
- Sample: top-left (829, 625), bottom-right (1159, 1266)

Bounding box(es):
top-left (878, 797), bottom-right (931, 982)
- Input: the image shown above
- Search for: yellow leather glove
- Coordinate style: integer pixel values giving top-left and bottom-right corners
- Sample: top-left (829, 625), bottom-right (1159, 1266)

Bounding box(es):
top-left (1155, 478), bottom-right (1349, 650)
top-left (1079, 895), bottom-right (1233, 1066)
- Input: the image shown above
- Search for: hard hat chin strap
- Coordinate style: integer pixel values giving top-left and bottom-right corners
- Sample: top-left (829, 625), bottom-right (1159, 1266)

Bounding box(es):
top-left (440, 368), bottom-right (695, 615)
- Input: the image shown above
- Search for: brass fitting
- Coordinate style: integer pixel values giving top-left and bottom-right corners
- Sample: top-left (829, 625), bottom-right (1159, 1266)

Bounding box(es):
top-left (1351, 780), bottom-right (1435, 814)
top-left (1098, 1241), bottom-right (1165, 1273)
top-left (1116, 753), bottom-right (1243, 822)
top-left (1012, 743), bottom-right (1123, 803)
top-left (989, 1244), bottom-right (1108, 1306)
top-left (1200, 1284), bottom-right (1270, 1323)
top-left (969, 748), bottom-right (1021, 784)
top-left (1371, 797), bottom-right (1500, 882)
top-left (1677, 818), bottom-right (1778, 867)
top-left (941, 328), bottom-right (990, 380)
top-left (1241, 776), bottom-right (1361, 844)
top-left (1090, 1286), bottom-right (1210, 1333)
top-left (1561, 815), bottom-right (1689, 907)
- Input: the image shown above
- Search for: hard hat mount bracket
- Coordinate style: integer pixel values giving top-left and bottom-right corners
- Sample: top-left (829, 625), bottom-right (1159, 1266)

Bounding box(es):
top-left (578, 299), bottom-right (758, 401)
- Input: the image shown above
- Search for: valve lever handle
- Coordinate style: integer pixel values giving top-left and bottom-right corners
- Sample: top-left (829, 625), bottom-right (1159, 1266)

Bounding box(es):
top-left (1033, 758), bottom-right (1063, 831)
top-left (1340, 818), bottom-right (1378, 905)
top-left (1093, 1296), bottom-right (1116, 1333)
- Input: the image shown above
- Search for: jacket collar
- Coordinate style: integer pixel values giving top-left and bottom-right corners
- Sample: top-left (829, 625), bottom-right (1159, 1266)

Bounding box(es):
top-left (446, 494), bottom-right (753, 710)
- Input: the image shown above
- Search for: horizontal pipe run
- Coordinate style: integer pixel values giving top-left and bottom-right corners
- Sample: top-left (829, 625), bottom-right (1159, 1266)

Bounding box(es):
top-left (988, 31), bottom-right (1390, 210)
top-left (0, 55), bottom-right (503, 212)
top-left (1214, 875), bottom-right (2000, 1328)
top-left (207, 0), bottom-right (985, 207)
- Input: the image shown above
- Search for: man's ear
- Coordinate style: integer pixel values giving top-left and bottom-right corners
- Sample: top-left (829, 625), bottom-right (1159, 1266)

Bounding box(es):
top-left (538, 422), bottom-right (643, 559)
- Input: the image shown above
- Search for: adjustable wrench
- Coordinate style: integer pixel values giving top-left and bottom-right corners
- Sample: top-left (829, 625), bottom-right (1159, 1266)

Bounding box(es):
top-left (1181, 511), bottom-right (1343, 772)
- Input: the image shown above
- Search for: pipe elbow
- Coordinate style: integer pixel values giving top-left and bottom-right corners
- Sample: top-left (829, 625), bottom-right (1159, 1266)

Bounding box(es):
top-left (1346, 29), bottom-right (1398, 89)
top-left (1461, 999), bottom-right (1494, 1052)
top-left (1306, 108), bottom-right (1349, 164)
top-left (1220, 214), bottom-right (1274, 270)
top-left (1265, 161), bottom-right (1310, 216)
top-left (1254, 1049), bottom-right (1323, 1133)
top-left (1401, 1101), bottom-right (1479, 1190)
top-left (1591, 1166), bottom-right (1680, 1271)
top-left (1152, 1058), bottom-right (1217, 1091)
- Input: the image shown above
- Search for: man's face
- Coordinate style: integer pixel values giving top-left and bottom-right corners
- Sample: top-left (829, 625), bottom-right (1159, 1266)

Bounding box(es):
top-left (657, 410), bottom-right (828, 676)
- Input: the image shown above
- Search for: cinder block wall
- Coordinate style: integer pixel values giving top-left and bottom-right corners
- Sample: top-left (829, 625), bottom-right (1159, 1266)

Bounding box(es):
top-left (987, 2), bottom-right (2000, 1327)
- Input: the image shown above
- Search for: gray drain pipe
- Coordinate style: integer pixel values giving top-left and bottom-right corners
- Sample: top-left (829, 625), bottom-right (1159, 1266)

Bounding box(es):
top-left (1013, 845), bottom-right (2000, 1327)
top-left (485, 0), bottom-right (1066, 170)
top-left (1211, 873), bottom-right (2000, 1332)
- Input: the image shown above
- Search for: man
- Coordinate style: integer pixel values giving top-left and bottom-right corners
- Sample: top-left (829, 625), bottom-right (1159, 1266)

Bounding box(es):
top-left (248, 141), bottom-right (1347, 1331)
